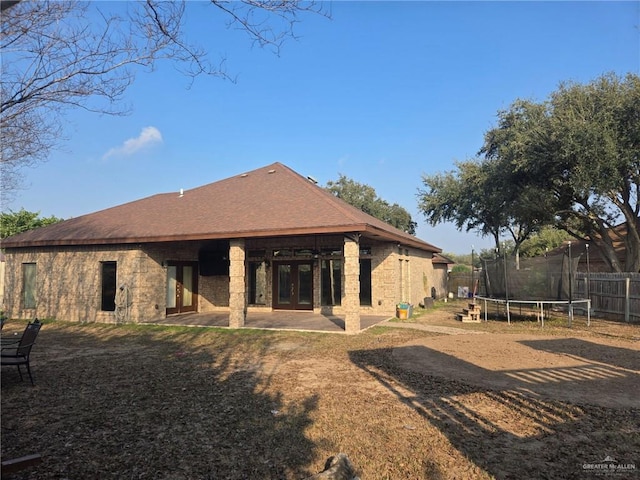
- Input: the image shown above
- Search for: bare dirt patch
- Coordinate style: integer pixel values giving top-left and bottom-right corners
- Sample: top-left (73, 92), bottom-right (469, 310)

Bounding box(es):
top-left (393, 333), bottom-right (639, 408)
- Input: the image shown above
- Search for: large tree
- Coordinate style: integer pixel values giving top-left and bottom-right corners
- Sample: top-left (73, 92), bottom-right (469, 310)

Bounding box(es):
top-left (0, 0), bottom-right (327, 199)
top-left (482, 73), bottom-right (640, 272)
top-left (325, 174), bottom-right (417, 235)
top-left (420, 73), bottom-right (639, 272)
top-left (418, 160), bottom-right (501, 247)
top-left (518, 226), bottom-right (573, 258)
top-left (418, 156), bottom-right (553, 260)
top-left (0, 208), bottom-right (63, 238)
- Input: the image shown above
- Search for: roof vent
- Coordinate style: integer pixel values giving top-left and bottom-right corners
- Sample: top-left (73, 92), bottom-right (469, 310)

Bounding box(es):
top-left (268, 169), bottom-right (276, 174)
top-left (307, 175), bottom-right (318, 184)
top-left (179, 188), bottom-right (184, 198)
top-left (240, 173), bottom-right (248, 177)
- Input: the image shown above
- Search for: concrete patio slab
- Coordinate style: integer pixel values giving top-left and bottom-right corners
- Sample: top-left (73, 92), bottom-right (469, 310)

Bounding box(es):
top-left (141, 310), bottom-right (391, 333)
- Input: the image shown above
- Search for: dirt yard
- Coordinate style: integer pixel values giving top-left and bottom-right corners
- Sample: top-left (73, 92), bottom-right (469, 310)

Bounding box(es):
top-left (1, 302), bottom-right (638, 479)
top-left (390, 301), bottom-right (639, 409)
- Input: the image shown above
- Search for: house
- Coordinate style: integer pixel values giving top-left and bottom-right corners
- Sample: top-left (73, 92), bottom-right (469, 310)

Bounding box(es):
top-left (1, 163), bottom-right (443, 332)
top-left (545, 220), bottom-right (639, 273)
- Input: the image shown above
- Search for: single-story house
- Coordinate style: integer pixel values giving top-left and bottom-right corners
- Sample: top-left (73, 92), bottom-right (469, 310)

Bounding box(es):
top-left (1, 163), bottom-right (444, 332)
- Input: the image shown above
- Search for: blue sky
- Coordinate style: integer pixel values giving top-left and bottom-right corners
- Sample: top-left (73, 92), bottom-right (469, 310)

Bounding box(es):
top-left (5, 1), bottom-right (639, 254)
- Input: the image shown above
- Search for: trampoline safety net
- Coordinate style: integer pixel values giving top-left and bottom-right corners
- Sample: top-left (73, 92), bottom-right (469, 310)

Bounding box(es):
top-left (481, 249), bottom-right (582, 301)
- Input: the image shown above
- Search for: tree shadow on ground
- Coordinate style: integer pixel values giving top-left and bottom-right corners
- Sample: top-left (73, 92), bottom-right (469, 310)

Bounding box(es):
top-left (1, 323), bottom-right (319, 479)
top-left (519, 337), bottom-right (640, 371)
top-left (349, 345), bottom-right (639, 480)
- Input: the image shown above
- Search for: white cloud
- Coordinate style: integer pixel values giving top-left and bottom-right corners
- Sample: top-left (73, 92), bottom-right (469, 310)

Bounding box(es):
top-left (102, 126), bottom-right (163, 160)
top-left (337, 154), bottom-right (350, 168)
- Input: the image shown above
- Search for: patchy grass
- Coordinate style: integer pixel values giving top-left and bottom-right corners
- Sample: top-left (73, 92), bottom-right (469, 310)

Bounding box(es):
top-left (1, 315), bottom-right (638, 479)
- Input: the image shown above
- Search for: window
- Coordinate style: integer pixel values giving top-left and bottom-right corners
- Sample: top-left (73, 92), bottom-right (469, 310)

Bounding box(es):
top-left (321, 259), bottom-right (342, 306)
top-left (101, 262), bottom-right (117, 311)
top-left (22, 263), bottom-right (36, 309)
top-left (249, 261), bottom-right (267, 305)
top-left (360, 259), bottom-right (372, 306)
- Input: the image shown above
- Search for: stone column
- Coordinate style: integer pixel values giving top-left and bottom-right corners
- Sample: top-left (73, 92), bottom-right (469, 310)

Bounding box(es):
top-left (229, 239), bottom-right (246, 328)
top-left (343, 235), bottom-right (361, 333)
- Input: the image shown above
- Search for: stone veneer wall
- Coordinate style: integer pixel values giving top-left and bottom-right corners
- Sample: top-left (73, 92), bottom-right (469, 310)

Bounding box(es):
top-left (368, 243), bottom-right (398, 316)
top-left (3, 236), bottom-right (440, 323)
top-left (343, 236), bottom-right (361, 333)
top-left (3, 241), bottom-right (232, 323)
top-left (143, 242), bottom-right (229, 313)
top-left (407, 247), bottom-right (439, 306)
top-left (3, 245), bottom-right (162, 323)
top-left (228, 239), bottom-right (246, 327)
top-left (431, 264), bottom-right (449, 299)
top-left (369, 244), bottom-right (438, 314)
top-left (0, 257), bottom-right (5, 311)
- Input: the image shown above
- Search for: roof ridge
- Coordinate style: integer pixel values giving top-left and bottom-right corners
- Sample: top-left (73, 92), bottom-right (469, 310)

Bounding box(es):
top-left (276, 163), bottom-right (373, 226)
top-left (275, 163), bottom-right (435, 247)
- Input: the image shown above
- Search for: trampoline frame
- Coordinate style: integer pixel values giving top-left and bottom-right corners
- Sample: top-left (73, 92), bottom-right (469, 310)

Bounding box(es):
top-left (474, 296), bottom-right (591, 327)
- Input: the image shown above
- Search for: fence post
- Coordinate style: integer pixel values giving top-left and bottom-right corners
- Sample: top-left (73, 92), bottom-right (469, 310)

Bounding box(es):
top-left (625, 276), bottom-right (630, 323)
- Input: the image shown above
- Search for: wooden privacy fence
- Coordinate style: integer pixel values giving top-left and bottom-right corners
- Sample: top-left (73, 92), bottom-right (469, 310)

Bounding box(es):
top-left (574, 273), bottom-right (639, 323)
top-left (448, 272), bottom-right (484, 298)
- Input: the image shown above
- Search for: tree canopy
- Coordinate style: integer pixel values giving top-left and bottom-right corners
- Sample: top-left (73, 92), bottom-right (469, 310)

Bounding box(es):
top-left (0, 0), bottom-right (327, 201)
top-left (0, 208), bottom-right (63, 238)
top-left (418, 72), bottom-right (640, 272)
top-left (417, 155), bottom-right (552, 261)
top-left (517, 226), bottom-right (573, 258)
top-left (325, 174), bottom-right (417, 235)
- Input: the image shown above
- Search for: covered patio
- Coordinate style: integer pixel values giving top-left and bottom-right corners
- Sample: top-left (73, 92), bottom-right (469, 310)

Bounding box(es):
top-left (141, 310), bottom-right (391, 333)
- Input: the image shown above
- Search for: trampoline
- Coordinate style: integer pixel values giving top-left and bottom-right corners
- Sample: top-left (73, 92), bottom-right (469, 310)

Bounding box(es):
top-left (477, 244), bottom-right (591, 327)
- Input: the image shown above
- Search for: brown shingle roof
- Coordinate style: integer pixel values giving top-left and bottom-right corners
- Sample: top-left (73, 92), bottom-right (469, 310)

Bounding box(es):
top-left (432, 253), bottom-right (455, 265)
top-left (2, 163), bottom-right (440, 252)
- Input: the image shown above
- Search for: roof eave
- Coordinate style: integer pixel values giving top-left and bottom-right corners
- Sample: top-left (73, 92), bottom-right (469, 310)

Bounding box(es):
top-left (360, 225), bottom-right (441, 252)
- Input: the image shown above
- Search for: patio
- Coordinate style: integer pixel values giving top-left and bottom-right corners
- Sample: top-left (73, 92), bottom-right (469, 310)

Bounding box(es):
top-left (141, 310), bottom-right (391, 333)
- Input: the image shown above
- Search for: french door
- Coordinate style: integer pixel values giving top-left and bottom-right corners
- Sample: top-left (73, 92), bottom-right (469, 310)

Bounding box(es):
top-left (166, 261), bottom-right (198, 315)
top-left (273, 261), bottom-right (313, 310)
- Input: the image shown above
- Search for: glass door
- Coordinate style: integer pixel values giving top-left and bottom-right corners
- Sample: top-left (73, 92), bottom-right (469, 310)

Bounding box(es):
top-left (166, 261), bottom-right (198, 315)
top-left (273, 261), bottom-right (313, 310)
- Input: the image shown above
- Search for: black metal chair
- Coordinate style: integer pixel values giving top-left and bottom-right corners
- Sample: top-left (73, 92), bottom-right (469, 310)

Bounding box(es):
top-left (0, 319), bottom-right (39, 346)
top-left (1, 320), bottom-right (42, 385)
